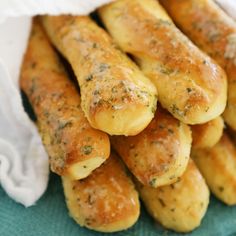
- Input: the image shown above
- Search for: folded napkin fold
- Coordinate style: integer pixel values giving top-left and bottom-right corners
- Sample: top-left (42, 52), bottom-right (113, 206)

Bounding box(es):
top-left (0, 0), bottom-right (234, 207)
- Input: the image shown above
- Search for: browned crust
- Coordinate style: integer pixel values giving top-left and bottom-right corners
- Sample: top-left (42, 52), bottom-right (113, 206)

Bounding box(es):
top-left (111, 105), bottom-right (191, 187)
top-left (99, 0), bottom-right (227, 124)
top-left (136, 159), bottom-right (209, 232)
top-left (20, 19), bottom-right (110, 177)
top-left (41, 15), bottom-right (157, 135)
top-left (160, 0), bottom-right (236, 129)
top-left (62, 152), bottom-right (140, 232)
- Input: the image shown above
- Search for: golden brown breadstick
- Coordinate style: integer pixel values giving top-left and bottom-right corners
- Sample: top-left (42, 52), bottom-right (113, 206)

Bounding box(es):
top-left (62, 152), bottom-right (140, 232)
top-left (111, 105), bottom-right (191, 188)
top-left (160, 0), bottom-right (236, 130)
top-left (191, 116), bottom-right (224, 149)
top-left (136, 159), bottom-right (209, 233)
top-left (41, 15), bottom-right (157, 136)
top-left (192, 133), bottom-right (236, 205)
top-left (20, 19), bottom-right (110, 180)
top-left (99, 0), bottom-right (227, 125)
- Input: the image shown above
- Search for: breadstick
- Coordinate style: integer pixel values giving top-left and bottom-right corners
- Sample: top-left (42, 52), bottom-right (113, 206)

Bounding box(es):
top-left (20, 19), bottom-right (110, 180)
top-left (99, 0), bottom-right (227, 125)
top-left (111, 105), bottom-right (191, 188)
top-left (160, 0), bottom-right (236, 130)
top-left (136, 159), bottom-right (209, 232)
top-left (191, 116), bottom-right (224, 149)
top-left (62, 152), bottom-right (140, 232)
top-left (192, 133), bottom-right (236, 205)
top-left (41, 15), bottom-right (157, 136)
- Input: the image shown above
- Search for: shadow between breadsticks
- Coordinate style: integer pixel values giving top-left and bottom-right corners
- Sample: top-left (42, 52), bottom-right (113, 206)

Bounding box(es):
top-left (136, 159), bottom-right (209, 233)
top-left (41, 15), bottom-right (157, 136)
top-left (99, 0), bottom-right (227, 125)
top-left (111, 105), bottom-right (192, 188)
top-left (20, 19), bottom-right (110, 180)
top-left (192, 132), bottom-right (236, 205)
top-left (160, 0), bottom-right (236, 131)
top-left (62, 151), bottom-right (140, 233)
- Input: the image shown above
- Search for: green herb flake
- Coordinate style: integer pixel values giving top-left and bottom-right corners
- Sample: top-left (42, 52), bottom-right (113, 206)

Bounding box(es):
top-left (218, 186), bottom-right (224, 192)
top-left (93, 90), bottom-right (100, 95)
top-left (88, 195), bottom-right (94, 205)
top-left (169, 175), bottom-right (176, 180)
top-left (43, 111), bottom-right (50, 118)
top-left (29, 77), bottom-right (37, 95)
top-left (99, 63), bottom-right (110, 72)
top-left (31, 62), bottom-right (37, 68)
top-left (159, 67), bottom-right (174, 75)
top-left (111, 87), bottom-right (117, 93)
top-left (186, 88), bottom-right (192, 93)
top-left (155, 19), bottom-right (172, 28)
top-left (92, 43), bottom-right (97, 48)
top-left (151, 105), bottom-right (156, 114)
top-left (58, 121), bottom-right (73, 130)
top-left (149, 178), bottom-right (157, 187)
top-left (85, 74), bottom-right (93, 82)
top-left (158, 198), bottom-right (166, 207)
top-left (81, 145), bottom-right (93, 155)
top-left (208, 33), bottom-right (220, 43)
top-left (168, 128), bottom-right (174, 134)
top-left (192, 22), bottom-right (202, 32)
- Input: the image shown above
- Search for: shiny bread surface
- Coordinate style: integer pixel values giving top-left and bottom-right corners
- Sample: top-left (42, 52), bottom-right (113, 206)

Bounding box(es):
top-left (41, 15), bottom-right (157, 136)
top-left (136, 159), bottom-right (209, 232)
top-left (62, 152), bottom-right (140, 232)
top-left (99, 0), bottom-right (227, 125)
top-left (20, 19), bottom-right (110, 180)
top-left (111, 105), bottom-right (191, 187)
top-left (192, 133), bottom-right (236, 205)
top-left (160, 0), bottom-right (236, 130)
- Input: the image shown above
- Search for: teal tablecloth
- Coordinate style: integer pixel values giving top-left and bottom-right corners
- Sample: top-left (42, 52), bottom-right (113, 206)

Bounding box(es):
top-left (1, 173), bottom-right (236, 236)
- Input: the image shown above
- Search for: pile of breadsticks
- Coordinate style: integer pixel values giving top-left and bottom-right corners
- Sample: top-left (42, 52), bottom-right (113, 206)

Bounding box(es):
top-left (19, 0), bottom-right (236, 233)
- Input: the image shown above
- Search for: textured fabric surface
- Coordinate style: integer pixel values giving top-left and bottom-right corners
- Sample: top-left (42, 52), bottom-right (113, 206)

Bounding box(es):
top-left (1, 173), bottom-right (236, 236)
top-left (0, 17), bottom-right (49, 207)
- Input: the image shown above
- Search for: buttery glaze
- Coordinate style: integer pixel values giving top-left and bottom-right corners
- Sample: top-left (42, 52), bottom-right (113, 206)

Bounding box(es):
top-left (111, 105), bottom-right (191, 187)
top-left (191, 116), bottom-right (224, 149)
top-left (136, 159), bottom-right (209, 232)
top-left (41, 15), bottom-right (157, 136)
top-left (20, 19), bottom-right (110, 179)
top-left (99, 0), bottom-right (227, 125)
top-left (62, 152), bottom-right (140, 232)
top-left (192, 133), bottom-right (236, 205)
top-left (160, 0), bottom-right (236, 130)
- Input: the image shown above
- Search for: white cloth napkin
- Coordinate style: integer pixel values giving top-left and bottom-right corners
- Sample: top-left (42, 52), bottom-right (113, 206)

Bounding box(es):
top-left (216, 0), bottom-right (236, 20)
top-left (0, 0), bottom-right (235, 208)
